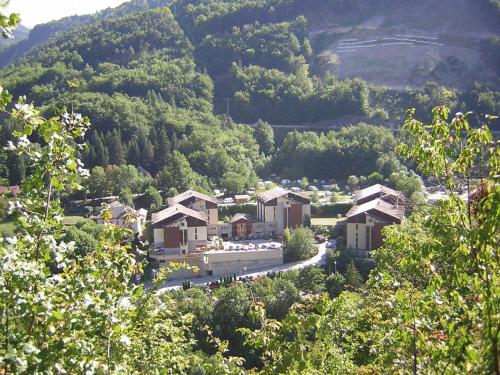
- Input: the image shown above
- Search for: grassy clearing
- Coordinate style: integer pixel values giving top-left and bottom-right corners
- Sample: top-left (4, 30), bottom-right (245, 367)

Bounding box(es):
top-left (311, 217), bottom-right (344, 226)
top-left (333, 191), bottom-right (352, 203)
top-left (63, 216), bottom-right (85, 225)
top-left (0, 220), bottom-right (15, 236)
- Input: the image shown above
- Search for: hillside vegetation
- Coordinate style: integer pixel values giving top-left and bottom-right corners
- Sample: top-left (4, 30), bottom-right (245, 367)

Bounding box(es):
top-left (0, 0), bottom-right (497, 190)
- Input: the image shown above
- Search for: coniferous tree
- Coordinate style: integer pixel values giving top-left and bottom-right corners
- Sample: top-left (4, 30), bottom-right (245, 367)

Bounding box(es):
top-left (7, 153), bottom-right (25, 185)
top-left (137, 131), bottom-right (154, 169)
top-left (85, 144), bottom-right (96, 167)
top-left (344, 261), bottom-right (363, 290)
top-left (142, 139), bottom-right (155, 170)
top-left (149, 127), bottom-right (158, 146)
top-left (127, 138), bottom-right (141, 166)
top-left (0, 148), bottom-right (9, 184)
top-left (93, 132), bottom-right (109, 167)
top-left (155, 127), bottom-right (171, 171)
top-left (171, 131), bottom-right (178, 150)
top-left (108, 130), bottom-right (125, 165)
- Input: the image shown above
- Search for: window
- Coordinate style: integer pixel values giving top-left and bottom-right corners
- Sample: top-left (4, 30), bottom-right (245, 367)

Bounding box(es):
top-left (181, 230), bottom-right (188, 245)
top-left (195, 228), bottom-right (198, 240)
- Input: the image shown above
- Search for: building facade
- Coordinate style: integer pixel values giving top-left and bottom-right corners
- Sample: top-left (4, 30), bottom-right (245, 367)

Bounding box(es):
top-left (149, 187), bottom-right (311, 279)
top-left (96, 201), bottom-right (147, 234)
top-left (354, 184), bottom-right (405, 205)
top-left (346, 185), bottom-right (405, 256)
top-left (167, 190), bottom-right (219, 225)
top-left (257, 187), bottom-right (311, 235)
top-left (151, 204), bottom-right (209, 254)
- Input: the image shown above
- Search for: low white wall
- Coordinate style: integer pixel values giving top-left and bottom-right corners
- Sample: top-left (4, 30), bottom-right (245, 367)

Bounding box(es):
top-left (205, 248), bottom-right (283, 276)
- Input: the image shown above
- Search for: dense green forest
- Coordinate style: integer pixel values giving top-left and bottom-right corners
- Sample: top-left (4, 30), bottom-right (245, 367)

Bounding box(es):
top-left (0, 0), bottom-right (497, 196)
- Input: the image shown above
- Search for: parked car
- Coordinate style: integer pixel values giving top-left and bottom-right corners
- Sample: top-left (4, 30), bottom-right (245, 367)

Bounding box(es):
top-left (223, 197), bottom-right (234, 204)
top-left (134, 273), bottom-right (143, 285)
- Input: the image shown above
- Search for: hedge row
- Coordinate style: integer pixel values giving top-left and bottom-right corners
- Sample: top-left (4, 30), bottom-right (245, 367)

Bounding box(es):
top-left (311, 203), bottom-right (353, 217)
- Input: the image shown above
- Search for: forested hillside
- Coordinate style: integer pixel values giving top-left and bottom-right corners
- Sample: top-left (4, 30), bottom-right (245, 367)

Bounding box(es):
top-left (0, 2), bottom-right (498, 374)
top-left (0, 0), bottom-right (498, 189)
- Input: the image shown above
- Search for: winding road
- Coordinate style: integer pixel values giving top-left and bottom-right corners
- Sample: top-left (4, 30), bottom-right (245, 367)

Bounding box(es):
top-left (157, 243), bottom-right (328, 292)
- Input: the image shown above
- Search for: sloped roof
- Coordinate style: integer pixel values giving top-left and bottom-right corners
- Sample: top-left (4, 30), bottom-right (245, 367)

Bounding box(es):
top-left (258, 187), bottom-right (289, 202)
top-left (151, 203), bottom-right (207, 225)
top-left (230, 213), bottom-right (253, 223)
top-left (97, 201), bottom-right (147, 220)
top-left (167, 190), bottom-right (218, 206)
top-left (0, 186), bottom-right (21, 194)
top-left (235, 194), bottom-right (250, 200)
top-left (258, 186), bottom-right (310, 204)
top-left (354, 184), bottom-right (404, 203)
top-left (347, 198), bottom-right (405, 221)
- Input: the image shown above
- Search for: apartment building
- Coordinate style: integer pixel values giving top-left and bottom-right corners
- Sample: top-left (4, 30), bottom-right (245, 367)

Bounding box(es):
top-left (346, 185), bottom-right (405, 256)
top-left (167, 190), bottom-right (218, 225)
top-left (257, 187), bottom-right (311, 235)
top-left (151, 203), bottom-right (209, 254)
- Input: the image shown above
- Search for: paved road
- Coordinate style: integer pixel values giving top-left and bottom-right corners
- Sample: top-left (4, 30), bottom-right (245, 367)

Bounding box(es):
top-left (157, 243), bottom-right (328, 292)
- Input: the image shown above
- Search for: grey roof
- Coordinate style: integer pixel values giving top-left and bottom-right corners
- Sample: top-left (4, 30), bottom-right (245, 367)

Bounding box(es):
top-left (151, 203), bottom-right (207, 225)
top-left (258, 186), bottom-right (310, 204)
top-left (347, 198), bottom-right (405, 221)
top-left (167, 190), bottom-right (218, 206)
top-left (98, 201), bottom-right (147, 220)
top-left (354, 184), bottom-right (404, 202)
top-left (230, 213), bottom-right (253, 223)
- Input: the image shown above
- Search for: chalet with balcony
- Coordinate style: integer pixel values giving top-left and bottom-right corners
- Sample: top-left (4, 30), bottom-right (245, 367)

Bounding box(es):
top-left (257, 187), bottom-right (311, 235)
top-left (167, 189), bottom-right (218, 224)
top-left (151, 204), bottom-right (208, 254)
top-left (354, 184), bottom-right (405, 206)
top-left (346, 197), bottom-right (405, 256)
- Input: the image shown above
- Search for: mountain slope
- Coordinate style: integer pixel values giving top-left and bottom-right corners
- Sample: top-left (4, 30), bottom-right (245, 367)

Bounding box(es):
top-left (307, 0), bottom-right (499, 89)
top-left (0, 0), bottom-right (169, 67)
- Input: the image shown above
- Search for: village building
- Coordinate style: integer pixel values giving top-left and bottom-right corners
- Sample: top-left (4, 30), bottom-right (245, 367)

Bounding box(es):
top-left (96, 201), bottom-right (147, 234)
top-left (234, 194), bottom-right (251, 204)
top-left (167, 190), bottom-right (219, 225)
top-left (354, 183), bottom-right (405, 205)
top-left (346, 185), bottom-right (405, 256)
top-left (0, 186), bottom-right (21, 195)
top-left (231, 213), bottom-right (253, 238)
top-left (151, 204), bottom-right (209, 254)
top-left (257, 187), bottom-right (311, 235)
top-left (149, 187), bottom-right (313, 279)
